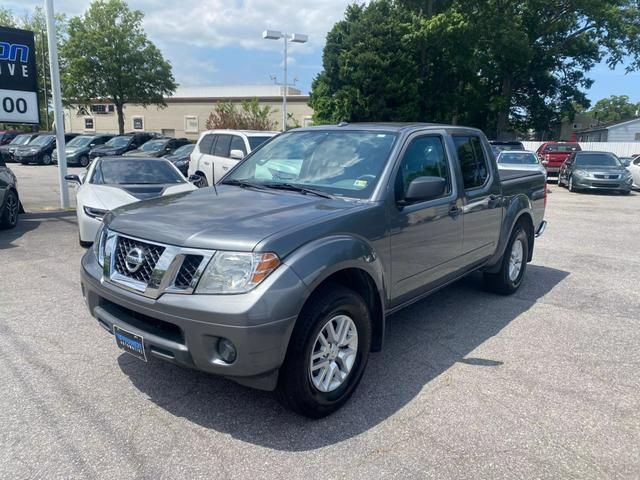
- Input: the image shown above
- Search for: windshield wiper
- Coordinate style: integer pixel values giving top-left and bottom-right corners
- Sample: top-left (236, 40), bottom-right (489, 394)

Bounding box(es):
top-left (264, 182), bottom-right (335, 199)
top-left (222, 178), bottom-right (268, 190)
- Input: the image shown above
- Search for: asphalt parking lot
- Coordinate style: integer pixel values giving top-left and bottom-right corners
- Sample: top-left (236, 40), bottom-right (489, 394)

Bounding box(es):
top-left (1, 177), bottom-right (639, 478)
top-left (9, 163), bottom-right (86, 212)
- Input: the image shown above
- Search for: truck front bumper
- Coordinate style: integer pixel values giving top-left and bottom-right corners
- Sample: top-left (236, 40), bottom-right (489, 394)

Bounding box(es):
top-left (80, 250), bottom-right (307, 390)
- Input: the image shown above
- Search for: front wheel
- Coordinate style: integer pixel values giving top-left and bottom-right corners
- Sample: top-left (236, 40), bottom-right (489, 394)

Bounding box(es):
top-left (79, 155), bottom-right (90, 168)
top-left (42, 154), bottom-right (52, 165)
top-left (568, 175), bottom-right (577, 192)
top-left (0, 189), bottom-right (20, 229)
top-left (484, 224), bottom-right (529, 295)
top-left (277, 284), bottom-right (371, 418)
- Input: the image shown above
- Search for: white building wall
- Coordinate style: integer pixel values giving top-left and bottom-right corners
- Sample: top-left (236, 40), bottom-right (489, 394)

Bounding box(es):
top-left (608, 120), bottom-right (640, 142)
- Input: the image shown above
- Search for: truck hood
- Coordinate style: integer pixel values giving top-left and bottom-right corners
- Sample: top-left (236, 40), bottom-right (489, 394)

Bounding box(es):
top-left (105, 185), bottom-right (360, 252)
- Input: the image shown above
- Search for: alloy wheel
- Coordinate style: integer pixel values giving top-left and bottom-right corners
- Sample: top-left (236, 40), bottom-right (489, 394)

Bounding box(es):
top-left (309, 314), bottom-right (358, 393)
top-left (508, 238), bottom-right (524, 282)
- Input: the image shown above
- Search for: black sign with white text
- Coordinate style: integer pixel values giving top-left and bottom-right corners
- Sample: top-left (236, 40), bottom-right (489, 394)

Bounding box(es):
top-left (0, 26), bottom-right (39, 124)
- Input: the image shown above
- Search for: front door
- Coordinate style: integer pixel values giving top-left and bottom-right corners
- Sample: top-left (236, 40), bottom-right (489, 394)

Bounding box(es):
top-left (389, 133), bottom-right (463, 303)
top-left (451, 134), bottom-right (502, 264)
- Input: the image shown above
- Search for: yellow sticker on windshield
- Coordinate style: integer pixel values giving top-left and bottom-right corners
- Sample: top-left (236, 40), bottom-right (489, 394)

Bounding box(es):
top-left (354, 179), bottom-right (368, 188)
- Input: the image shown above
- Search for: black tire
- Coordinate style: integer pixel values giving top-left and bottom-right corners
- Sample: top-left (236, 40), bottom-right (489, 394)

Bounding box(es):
top-left (484, 223), bottom-right (529, 295)
top-left (79, 155), bottom-right (90, 168)
top-left (568, 175), bottom-right (578, 193)
top-left (196, 173), bottom-right (208, 188)
top-left (0, 189), bottom-right (20, 229)
top-left (79, 235), bottom-right (93, 248)
top-left (42, 154), bottom-right (52, 166)
top-left (277, 283), bottom-right (372, 418)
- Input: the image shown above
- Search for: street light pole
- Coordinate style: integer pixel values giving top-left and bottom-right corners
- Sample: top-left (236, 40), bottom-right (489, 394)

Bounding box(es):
top-left (263, 30), bottom-right (308, 131)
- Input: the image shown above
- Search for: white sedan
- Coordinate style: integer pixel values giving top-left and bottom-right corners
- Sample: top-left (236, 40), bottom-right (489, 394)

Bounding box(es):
top-left (66, 156), bottom-right (197, 246)
top-left (496, 150), bottom-right (547, 178)
top-left (623, 156), bottom-right (640, 190)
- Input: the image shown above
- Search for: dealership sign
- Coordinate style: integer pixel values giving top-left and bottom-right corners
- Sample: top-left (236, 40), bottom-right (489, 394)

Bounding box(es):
top-left (0, 26), bottom-right (39, 124)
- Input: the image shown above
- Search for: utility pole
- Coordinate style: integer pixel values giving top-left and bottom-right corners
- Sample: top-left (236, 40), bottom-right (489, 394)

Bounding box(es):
top-left (45, 0), bottom-right (69, 209)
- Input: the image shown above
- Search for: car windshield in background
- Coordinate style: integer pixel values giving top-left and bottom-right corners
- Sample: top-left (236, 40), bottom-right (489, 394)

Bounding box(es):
top-left (105, 136), bottom-right (131, 147)
top-left (140, 139), bottom-right (168, 151)
top-left (498, 152), bottom-right (539, 164)
top-left (11, 134), bottom-right (32, 145)
top-left (67, 136), bottom-right (95, 147)
top-left (248, 136), bottom-right (273, 150)
top-left (30, 135), bottom-right (54, 146)
top-left (224, 130), bottom-right (398, 199)
top-left (91, 159), bottom-right (185, 185)
top-left (172, 144), bottom-right (194, 156)
top-left (545, 144), bottom-right (579, 152)
top-left (575, 154), bottom-right (621, 168)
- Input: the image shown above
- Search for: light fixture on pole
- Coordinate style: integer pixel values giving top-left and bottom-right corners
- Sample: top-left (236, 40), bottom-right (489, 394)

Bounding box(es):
top-left (263, 29), bottom-right (308, 131)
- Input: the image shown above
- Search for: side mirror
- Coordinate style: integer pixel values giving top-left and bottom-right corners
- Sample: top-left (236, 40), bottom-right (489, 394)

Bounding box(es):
top-left (230, 149), bottom-right (245, 160)
top-left (403, 176), bottom-right (446, 203)
top-left (65, 174), bottom-right (81, 185)
top-left (89, 143), bottom-right (96, 147)
top-left (188, 174), bottom-right (201, 184)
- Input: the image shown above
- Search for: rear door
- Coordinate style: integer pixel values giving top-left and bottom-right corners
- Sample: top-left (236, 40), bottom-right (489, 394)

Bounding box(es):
top-left (211, 134), bottom-right (234, 182)
top-left (451, 134), bottom-right (502, 265)
top-left (190, 133), bottom-right (216, 184)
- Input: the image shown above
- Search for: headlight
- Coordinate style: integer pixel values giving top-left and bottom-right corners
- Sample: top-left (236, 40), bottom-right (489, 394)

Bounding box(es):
top-left (84, 206), bottom-right (108, 220)
top-left (196, 252), bottom-right (280, 294)
top-left (574, 169), bottom-right (590, 177)
top-left (30, 148), bottom-right (39, 153)
top-left (92, 224), bottom-right (107, 267)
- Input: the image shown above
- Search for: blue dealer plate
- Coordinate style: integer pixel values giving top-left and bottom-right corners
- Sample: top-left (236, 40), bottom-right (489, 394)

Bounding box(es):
top-left (113, 325), bottom-right (147, 362)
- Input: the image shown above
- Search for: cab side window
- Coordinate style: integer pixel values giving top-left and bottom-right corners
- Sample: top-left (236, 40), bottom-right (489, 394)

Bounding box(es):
top-left (453, 135), bottom-right (489, 189)
top-left (395, 136), bottom-right (451, 202)
top-left (230, 136), bottom-right (247, 155)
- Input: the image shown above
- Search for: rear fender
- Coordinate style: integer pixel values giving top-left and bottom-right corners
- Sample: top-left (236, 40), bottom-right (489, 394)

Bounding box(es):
top-left (483, 194), bottom-right (534, 272)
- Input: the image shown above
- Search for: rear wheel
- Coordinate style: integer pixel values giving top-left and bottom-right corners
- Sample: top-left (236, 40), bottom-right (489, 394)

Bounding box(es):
top-left (42, 154), bottom-right (52, 165)
top-left (79, 155), bottom-right (90, 167)
top-left (277, 284), bottom-right (371, 418)
top-left (195, 173), bottom-right (208, 188)
top-left (0, 189), bottom-right (20, 229)
top-left (484, 224), bottom-right (529, 295)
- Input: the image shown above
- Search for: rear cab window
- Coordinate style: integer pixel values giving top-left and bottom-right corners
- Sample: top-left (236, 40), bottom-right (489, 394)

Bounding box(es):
top-left (452, 135), bottom-right (489, 189)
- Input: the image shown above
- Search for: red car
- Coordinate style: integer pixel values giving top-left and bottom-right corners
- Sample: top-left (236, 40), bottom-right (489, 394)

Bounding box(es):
top-left (536, 142), bottom-right (581, 179)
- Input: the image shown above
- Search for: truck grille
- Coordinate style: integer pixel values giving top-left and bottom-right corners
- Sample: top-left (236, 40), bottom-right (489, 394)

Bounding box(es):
top-left (174, 255), bottom-right (204, 289)
top-left (113, 236), bottom-right (165, 284)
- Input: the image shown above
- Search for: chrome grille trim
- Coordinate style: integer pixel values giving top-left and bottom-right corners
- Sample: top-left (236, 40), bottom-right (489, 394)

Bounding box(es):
top-left (102, 229), bottom-right (214, 298)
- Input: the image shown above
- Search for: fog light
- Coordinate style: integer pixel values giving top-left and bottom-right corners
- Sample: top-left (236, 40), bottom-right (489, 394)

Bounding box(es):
top-left (217, 338), bottom-right (237, 363)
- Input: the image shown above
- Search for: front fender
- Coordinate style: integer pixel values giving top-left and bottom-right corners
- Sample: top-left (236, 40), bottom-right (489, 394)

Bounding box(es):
top-left (283, 235), bottom-right (386, 307)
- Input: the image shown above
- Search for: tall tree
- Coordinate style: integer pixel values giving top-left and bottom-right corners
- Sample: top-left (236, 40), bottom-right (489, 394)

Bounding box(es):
top-left (589, 95), bottom-right (639, 124)
top-left (60, 0), bottom-right (176, 134)
top-left (0, 7), bottom-right (67, 130)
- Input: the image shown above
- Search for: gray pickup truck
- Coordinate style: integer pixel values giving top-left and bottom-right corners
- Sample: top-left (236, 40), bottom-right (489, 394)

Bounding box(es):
top-left (81, 123), bottom-right (546, 418)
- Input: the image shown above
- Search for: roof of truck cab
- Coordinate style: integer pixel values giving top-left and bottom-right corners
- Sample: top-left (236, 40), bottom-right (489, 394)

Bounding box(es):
top-left (297, 122), bottom-right (479, 133)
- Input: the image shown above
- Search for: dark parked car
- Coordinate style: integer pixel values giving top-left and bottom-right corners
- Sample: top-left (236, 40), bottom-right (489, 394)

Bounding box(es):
top-left (163, 143), bottom-right (195, 176)
top-left (558, 151), bottom-right (633, 194)
top-left (81, 123), bottom-right (547, 418)
top-left (124, 137), bottom-right (190, 158)
top-left (53, 134), bottom-right (115, 167)
top-left (0, 154), bottom-right (22, 229)
top-left (0, 130), bottom-right (20, 146)
top-left (89, 133), bottom-right (156, 159)
top-left (0, 133), bottom-right (40, 163)
top-left (13, 133), bottom-right (80, 165)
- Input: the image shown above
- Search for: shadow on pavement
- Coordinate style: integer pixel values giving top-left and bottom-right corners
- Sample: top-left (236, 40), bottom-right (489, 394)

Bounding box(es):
top-left (0, 210), bottom-right (76, 250)
top-left (118, 264), bottom-right (569, 451)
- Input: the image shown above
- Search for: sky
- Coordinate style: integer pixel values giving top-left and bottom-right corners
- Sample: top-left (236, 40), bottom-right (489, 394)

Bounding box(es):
top-left (6, 0), bottom-right (640, 104)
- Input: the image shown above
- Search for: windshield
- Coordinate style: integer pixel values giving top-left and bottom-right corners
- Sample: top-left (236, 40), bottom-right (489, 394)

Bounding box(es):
top-left (67, 136), bottom-right (94, 147)
top-left (10, 134), bottom-right (32, 145)
top-left (544, 144), bottom-right (579, 153)
top-left (105, 136), bottom-right (132, 147)
top-left (140, 139), bottom-right (168, 151)
top-left (224, 130), bottom-right (398, 199)
top-left (575, 153), bottom-right (621, 168)
top-left (90, 159), bottom-right (185, 185)
top-left (497, 152), bottom-right (539, 165)
top-left (248, 136), bottom-right (273, 150)
top-left (30, 135), bottom-right (54, 146)
top-left (172, 144), bottom-right (194, 156)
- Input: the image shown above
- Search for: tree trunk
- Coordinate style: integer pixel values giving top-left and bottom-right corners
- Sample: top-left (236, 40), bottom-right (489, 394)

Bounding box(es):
top-left (496, 76), bottom-right (512, 140)
top-left (115, 102), bottom-right (125, 134)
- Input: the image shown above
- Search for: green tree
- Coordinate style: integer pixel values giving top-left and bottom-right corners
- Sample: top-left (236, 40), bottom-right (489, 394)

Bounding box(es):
top-left (0, 6), bottom-right (67, 130)
top-left (589, 95), bottom-right (639, 124)
top-left (60, 0), bottom-right (176, 134)
top-left (205, 99), bottom-right (276, 130)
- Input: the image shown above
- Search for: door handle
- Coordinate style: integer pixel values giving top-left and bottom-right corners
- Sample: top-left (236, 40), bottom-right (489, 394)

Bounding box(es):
top-left (222, 166), bottom-right (229, 170)
top-left (204, 161), bottom-right (210, 165)
top-left (449, 205), bottom-right (461, 218)
top-left (487, 194), bottom-right (500, 207)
